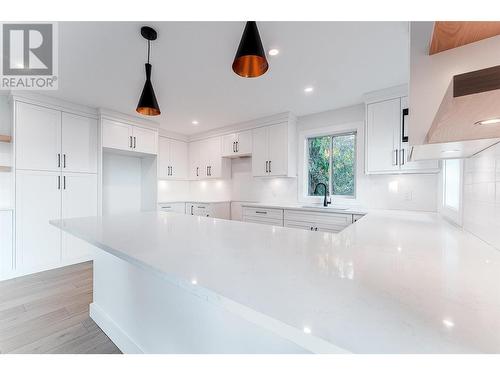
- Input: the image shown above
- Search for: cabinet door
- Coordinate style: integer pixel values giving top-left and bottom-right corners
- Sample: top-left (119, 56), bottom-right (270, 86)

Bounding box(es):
top-left (252, 127), bottom-right (268, 177)
top-left (268, 123), bottom-right (288, 176)
top-left (366, 98), bottom-right (401, 173)
top-left (236, 130), bottom-right (252, 155)
top-left (158, 137), bottom-right (171, 179)
top-left (192, 203), bottom-right (211, 217)
top-left (222, 133), bottom-right (238, 157)
top-left (102, 119), bottom-right (132, 151)
top-left (16, 102), bottom-right (61, 171)
top-left (170, 139), bottom-right (188, 179)
top-left (188, 141), bottom-right (201, 180)
top-left (61, 113), bottom-right (98, 173)
top-left (15, 170), bottom-right (62, 272)
top-left (61, 173), bottom-right (97, 263)
top-left (198, 139), bottom-right (210, 178)
top-left (132, 126), bottom-right (158, 155)
top-left (206, 137), bottom-right (222, 178)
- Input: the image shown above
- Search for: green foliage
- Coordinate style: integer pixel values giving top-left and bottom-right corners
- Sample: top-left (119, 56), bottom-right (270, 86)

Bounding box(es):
top-left (307, 133), bottom-right (355, 197)
top-left (308, 136), bottom-right (330, 196)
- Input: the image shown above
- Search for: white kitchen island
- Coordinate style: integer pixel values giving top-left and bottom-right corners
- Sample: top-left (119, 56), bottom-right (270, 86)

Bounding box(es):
top-left (51, 210), bottom-right (500, 354)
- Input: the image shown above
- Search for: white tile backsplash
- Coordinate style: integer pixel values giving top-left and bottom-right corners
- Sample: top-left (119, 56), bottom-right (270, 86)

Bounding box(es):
top-left (463, 143), bottom-right (500, 250)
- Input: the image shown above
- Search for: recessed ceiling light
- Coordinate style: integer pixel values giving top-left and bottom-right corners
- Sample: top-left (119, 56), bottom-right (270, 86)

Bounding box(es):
top-left (441, 150), bottom-right (461, 154)
top-left (304, 86), bottom-right (314, 93)
top-left (303, 326), bottom-right (312, 334)
top-left (192, 120), bottom-right (199, 125)
top-left (268, 48), bottom-right (279, 56)
top-left (475, 118), bottom-right (500, 125)
top-left (191, 279), bottom-right (197, 285)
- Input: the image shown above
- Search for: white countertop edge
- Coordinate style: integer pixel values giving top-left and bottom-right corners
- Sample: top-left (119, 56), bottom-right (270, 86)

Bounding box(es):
top-left (50, 218), bottom-right (348, 354)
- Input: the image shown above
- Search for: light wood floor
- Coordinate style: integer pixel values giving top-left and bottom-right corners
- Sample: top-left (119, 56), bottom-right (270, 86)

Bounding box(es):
top-left (0, 261), bottom-right (121, 354)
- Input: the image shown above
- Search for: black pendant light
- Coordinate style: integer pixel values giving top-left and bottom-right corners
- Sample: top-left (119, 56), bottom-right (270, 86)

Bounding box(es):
top-left (232, 21), bottom-right (269, 78)
top-left (136, 26), bottom-right (161, 116)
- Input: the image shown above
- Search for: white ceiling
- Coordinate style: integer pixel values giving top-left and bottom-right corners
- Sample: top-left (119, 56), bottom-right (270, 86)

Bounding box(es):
top-left (54, 21), bottom-right (409, 135)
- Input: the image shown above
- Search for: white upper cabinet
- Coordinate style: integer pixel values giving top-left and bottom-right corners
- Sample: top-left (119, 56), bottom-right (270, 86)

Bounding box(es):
top-left (15, 102), bottom-right (61, 171)
top-left (102, 119), bottom-right (131, 151)
top-left (252, 121), bottom-right (296, 177)
top-left (366, 98), bottom-right (401, 174)
top-left (222, 130), bottom-right (252, 157)
top-left (188, 140), bottom-right (202, 179)
top-left (102, 118), bottom-right (158, 155)
top-left (188, 137), bottom-right (230, 180)
top-left (158, 136), bottom-right (188, 179)
top-left (61, 112), bottom-right (98, 173)
top-left (132, 126), bottom-right (157, 155)
top-left (365, 93), bottom-right (438, 174)
top-left (15, 102), bottom-right (98, 174)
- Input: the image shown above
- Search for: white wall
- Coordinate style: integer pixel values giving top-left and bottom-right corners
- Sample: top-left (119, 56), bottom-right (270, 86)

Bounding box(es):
top-left (462, 143), bottom-right (500, 249)
top-left (171, 103), bottom-right (438, 213)
top-left (102, 153), bottom-right (143, 215)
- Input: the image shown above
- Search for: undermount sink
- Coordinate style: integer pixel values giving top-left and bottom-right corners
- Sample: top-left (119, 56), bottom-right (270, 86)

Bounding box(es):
top-left (300, 205), bottom-right (348, 210)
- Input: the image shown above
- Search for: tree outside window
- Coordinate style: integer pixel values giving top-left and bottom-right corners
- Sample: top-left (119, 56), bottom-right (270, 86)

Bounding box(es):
top-left (307, 132), bottom-right (356, 197)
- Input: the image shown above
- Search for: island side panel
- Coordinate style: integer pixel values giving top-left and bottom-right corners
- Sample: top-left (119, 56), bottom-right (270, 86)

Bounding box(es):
top-left (90, 248), bottom-right (309, 354)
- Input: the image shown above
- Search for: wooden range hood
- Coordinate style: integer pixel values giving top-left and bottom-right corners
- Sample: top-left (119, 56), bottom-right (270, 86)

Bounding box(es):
top-left (411, 65), bottom-right (500, 161)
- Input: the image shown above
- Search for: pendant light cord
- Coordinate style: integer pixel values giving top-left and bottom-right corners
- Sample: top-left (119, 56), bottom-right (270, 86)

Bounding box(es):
top-left (147, 40), bottom-right (150, 64)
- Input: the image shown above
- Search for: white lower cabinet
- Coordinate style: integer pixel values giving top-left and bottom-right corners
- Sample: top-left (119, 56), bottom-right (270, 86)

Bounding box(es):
top-left (61, 173), bottom-right (98, 263)
top-left (284, 210), bottom-right (353, 233)
top-left (15, 170), bottom-right (62, 273)
top-left (242, 206), bottom-right (284, 226)
top-left (242, 205), bottom-right (357, 233)
top-left (186, 202), bottom-right (230, 219)
top-left (15, 170), bottom-right (97, 276)
top-left (0, 210), bottom-right (13, 280)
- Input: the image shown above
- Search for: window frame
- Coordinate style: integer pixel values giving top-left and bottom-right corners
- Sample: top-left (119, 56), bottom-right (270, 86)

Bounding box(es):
top-left (306, 131), bottom-right (357, 198)
top-left (298, 121), bottom-right (363, 205)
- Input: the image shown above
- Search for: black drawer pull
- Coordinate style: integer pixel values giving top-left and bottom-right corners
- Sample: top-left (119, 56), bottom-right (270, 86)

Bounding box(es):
top-left (255, 211), bottom-right (267, 214)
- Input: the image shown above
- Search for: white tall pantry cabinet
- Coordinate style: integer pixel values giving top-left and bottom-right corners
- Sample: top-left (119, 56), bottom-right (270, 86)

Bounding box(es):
top-left (14, 99), bottom-right (98, 276)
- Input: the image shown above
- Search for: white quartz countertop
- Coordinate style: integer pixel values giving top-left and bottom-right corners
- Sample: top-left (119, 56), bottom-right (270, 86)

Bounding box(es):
top-left (241, 202), bottom-right (368, 215)
top-left (51, 210), bottom-right (500, 353)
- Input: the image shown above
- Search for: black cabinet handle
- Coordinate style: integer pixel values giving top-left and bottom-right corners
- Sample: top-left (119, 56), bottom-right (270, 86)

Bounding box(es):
top-left (57, 153), bottom-right (61, 168)
top-left (265, 161), bottom-right (269, 173)
top-left (63, 175), bottom-right (66, 190)
top-left (269, 160), bottom-right (271, 173)
top-left (315, 227), bottom-right (318, 231)
top-left (310, 226), bottom-right (313, 231)
top-left (233, 142), bottom-right (236, 152)
top-left (133, 136), bottom-right (136, 149)
top-left (57, 175), bottom-right (61, 190)
top-left (63, 154), bottom-right (66, 168)
top-left (129, 136), bottom-right (133, 148)
top-left (402, 108), bottom-right (409, 143)
top-left (196, 167), bottom-right (199, 177)
top-left (255, 211), bottom-right (267, 214)
top-left (236, 141), bottom-right (239, 152)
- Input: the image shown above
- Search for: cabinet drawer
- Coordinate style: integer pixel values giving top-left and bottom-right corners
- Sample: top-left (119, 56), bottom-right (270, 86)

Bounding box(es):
top-left (243, 216), bottom-right (283, 226)
top-left (158, 203), bottom-right (185, 214)
top-left (242, 207), bottom-right (283, 220)
top-left (284, 210), bottom-right (352, 226)
top-left (284, 219), bottom-right (344, 233)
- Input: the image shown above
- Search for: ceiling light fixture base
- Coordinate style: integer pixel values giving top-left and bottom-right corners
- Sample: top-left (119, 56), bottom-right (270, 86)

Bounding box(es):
top-left (141, 26), bottom-right (157, 41)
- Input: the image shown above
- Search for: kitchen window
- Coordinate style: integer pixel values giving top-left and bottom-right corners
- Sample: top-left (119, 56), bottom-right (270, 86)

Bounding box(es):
top-left (307, 132), bottom-right (356, 197)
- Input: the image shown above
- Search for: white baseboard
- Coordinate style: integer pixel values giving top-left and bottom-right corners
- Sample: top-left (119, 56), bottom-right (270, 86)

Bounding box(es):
top-left (89, 303), bottom-right (144, 354)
